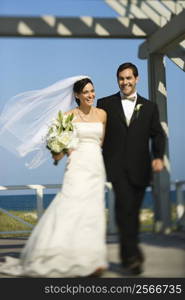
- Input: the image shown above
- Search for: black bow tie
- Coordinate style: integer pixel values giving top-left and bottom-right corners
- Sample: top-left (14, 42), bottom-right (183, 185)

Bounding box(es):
top-left (121, 95), bottom-right (136, 102)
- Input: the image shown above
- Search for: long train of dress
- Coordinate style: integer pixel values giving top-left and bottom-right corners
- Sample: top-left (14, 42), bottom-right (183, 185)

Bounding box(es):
top-left (0, 122), bottom-right (108, 277)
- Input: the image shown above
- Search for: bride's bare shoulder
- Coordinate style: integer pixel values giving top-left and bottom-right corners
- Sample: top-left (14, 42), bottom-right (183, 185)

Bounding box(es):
top-left (95, 107), bottom-right (107, 123)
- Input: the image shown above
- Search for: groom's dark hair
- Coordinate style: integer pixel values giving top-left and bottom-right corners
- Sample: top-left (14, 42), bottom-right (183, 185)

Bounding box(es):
top-left (117, 62), bottom-right (139, 78)
top-left (73, 78), bottom-right (93, 106)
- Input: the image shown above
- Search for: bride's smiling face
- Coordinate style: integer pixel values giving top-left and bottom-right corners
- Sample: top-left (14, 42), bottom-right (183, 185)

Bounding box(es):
top-left (76, 83), bottom-right (95, 107)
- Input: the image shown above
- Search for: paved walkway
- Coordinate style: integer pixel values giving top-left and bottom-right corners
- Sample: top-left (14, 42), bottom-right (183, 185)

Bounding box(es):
top-left (0, 232), bottom-right (185, 278)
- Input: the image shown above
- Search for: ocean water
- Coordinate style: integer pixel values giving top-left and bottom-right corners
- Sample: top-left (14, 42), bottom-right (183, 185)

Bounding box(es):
top-left (0, 191), bottom-right (177, 211)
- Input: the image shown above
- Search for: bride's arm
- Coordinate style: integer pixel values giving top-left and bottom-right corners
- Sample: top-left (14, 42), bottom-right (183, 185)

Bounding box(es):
top-left (99, 109), bottom-right (107, 147)
top-left (101, 122), bottom-right (107, 147)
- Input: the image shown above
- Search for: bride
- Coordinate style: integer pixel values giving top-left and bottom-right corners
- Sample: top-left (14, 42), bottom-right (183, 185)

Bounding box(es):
top-left (0, 76), bottom-right (108, 277)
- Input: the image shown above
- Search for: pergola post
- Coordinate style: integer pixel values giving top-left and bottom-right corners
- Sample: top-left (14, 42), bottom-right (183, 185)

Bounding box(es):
top-left (147, 54), bottom-right (171, 233)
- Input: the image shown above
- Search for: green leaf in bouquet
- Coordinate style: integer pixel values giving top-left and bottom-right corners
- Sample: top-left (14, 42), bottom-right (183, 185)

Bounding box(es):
top-left (57, 110), bottom-right (63, 123)
top-left (48, 127), bottom-right (54, 134)
top-left (69, 124), bottom-right (72, 130)
top-left (69, 113), bottom-right (74, 121)
top-left (58, 126), bottom-right (63, 135)
top-left (65, 124), bottom-right (70, 131)
top-left (68, 123), bottom-right (73, 131)
top-left (65, 114), bottom-right (71, 124)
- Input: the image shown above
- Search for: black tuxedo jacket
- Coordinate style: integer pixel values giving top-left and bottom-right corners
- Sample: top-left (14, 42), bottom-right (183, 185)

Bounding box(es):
top-left (97, 92), bottom-right (166, 187)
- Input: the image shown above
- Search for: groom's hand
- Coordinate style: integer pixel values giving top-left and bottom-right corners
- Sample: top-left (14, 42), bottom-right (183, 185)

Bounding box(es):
top-left (152, 159), bottom-right (164, 172)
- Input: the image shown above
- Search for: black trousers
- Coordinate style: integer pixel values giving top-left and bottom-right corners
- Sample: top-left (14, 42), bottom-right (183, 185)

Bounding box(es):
top-left (112, 175), bottom-right (145, 263)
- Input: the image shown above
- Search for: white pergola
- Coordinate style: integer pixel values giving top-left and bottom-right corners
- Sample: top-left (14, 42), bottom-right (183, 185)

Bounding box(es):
top-left (1, 0), bottom-right (185, 233)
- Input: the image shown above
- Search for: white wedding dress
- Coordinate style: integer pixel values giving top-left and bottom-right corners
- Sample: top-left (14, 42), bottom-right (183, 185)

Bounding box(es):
top-left (0, 122), bottom-right (108, 277)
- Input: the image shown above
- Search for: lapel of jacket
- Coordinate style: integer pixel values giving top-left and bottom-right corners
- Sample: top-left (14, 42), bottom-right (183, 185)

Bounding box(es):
top-left (113, 92), bottom-right (128, 127)
top-left (129, 94), bottom-right (144, 127)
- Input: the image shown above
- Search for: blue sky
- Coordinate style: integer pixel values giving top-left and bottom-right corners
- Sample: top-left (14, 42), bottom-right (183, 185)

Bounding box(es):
top-left (0, 0), bottom-right (184, 188)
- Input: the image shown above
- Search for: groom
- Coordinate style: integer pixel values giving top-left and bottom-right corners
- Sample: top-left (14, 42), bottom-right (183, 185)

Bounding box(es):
top-left (97, 62), bottom-right (165, 275)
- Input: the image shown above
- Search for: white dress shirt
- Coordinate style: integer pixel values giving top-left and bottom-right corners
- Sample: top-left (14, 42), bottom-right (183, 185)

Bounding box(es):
top-left (120, 91), bottom-right (137, 126)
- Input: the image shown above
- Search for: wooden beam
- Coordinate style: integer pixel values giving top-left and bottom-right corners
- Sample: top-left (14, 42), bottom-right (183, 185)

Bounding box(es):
top-left (0, 16), bottom-right (159, 38)
top-left (147, 54), bottom-right (172, 233)
top-left (167, 42), bottom-right (185, 71)
top-left (138, 9), bottom-right (185, 57)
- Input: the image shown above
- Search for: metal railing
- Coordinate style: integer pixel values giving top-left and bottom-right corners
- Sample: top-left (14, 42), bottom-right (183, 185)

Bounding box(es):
top-left (0, 184), bottom-right (61, 235)
top-left (175, 180), bottom-right (185, 229)
top-left (0, 181), bottom-right (184, 235)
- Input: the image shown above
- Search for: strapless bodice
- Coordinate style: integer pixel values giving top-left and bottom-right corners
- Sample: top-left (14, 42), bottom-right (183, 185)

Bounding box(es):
top-left (73, 122), bottom-right (103, 146)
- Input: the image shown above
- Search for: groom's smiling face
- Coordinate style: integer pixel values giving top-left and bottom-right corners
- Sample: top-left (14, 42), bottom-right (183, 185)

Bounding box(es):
top-left (117, 68), bottom-right (139, 97)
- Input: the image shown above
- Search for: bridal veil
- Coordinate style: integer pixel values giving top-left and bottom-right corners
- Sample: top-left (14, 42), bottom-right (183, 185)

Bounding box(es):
top-left (0, 75), bottom-right (90, 168)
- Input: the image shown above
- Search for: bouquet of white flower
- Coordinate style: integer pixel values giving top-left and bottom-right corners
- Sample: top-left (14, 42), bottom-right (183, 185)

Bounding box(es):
top-left (46, 110), bottom-right (74, 165)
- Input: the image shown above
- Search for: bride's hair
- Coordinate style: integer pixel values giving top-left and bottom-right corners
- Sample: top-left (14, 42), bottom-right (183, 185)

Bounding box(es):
top-left (73, 78), bottom-right (93, 106)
